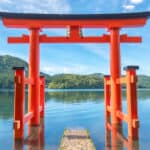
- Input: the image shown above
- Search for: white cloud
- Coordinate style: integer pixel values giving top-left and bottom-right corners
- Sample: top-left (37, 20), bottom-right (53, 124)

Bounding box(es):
top-left (0, 0), bottom-right (71, 13)
top-left (130, 0), bottom-right (143, 4)
top-left (80, 44), bottom-right (109, 60)
top-left (0, 0), bottom-right (11, 3)
top-left (122, 0), bottom-right (143, 11)
top-left (42, 64), bottom-right (92, 75)
top-left (122, 4), bottom-right (135, 10)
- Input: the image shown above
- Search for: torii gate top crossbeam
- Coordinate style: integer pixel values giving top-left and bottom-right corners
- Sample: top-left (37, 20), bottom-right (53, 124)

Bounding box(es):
top-left (1, 11), bottom-right (149, 28)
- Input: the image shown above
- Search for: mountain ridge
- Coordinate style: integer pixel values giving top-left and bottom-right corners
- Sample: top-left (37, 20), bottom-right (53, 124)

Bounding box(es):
top-left (0, 55), bottom-right (150, 89)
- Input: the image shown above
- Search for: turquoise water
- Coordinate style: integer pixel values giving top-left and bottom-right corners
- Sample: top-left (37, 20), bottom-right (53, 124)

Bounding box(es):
top-left (0, 89), bottom-right (150, 149)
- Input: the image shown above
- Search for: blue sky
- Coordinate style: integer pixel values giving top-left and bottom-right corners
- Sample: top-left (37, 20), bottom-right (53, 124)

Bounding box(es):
top-left (0, 0), bottom-right (150, 75)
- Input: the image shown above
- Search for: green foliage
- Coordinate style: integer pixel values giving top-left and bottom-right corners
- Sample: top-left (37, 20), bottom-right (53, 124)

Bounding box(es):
top-left (48, 74), bottom-right (104, 89)
top-left (48, 74), bottom-right (150, 89)
top-left (46, 91), bottom-right (103, 103)
top-left (0, 55), bottom-right (150, 89)
top-left (138, 75), bottom-right (150, 88)
top-left (0, 55), bottom-right (52, 88)
top-left (0, 55), bottom-right (28, 88)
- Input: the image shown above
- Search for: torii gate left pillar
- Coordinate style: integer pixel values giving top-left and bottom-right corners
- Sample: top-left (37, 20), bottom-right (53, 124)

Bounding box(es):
top-left (28, 28), bottom-right (40, 125)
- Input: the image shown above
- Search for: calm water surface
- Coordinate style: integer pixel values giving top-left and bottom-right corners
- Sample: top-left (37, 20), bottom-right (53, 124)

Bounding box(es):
top-left (0, 89), bottom-right (150, 150)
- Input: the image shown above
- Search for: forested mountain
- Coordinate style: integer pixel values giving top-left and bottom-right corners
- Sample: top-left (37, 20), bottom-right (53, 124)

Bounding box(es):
top-left (0, 55), bottom-right (28, 88)
top-left (0, 55), bottom-right (51, 88)
top-left (0, 55), bottom-right (150, 89)
top-left (48, 73), bottom-right (104, 89)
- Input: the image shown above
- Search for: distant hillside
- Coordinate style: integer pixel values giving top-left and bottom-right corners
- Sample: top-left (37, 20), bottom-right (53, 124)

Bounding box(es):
top-left (138, 75), bottom-right (150, 88)
top-left (48, 73), bottom-right (150, 89)
top-left (48, 73), bottom-right (104, 89)
top-left (0, 55), bottom-right (28, 88)
top-left (0, 55), bottom-right (51, 88)
top-left (0, 55), bottom-right (150, 89)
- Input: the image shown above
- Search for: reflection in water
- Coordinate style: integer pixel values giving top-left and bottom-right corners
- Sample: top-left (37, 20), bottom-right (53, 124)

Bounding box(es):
top-left (0, 91), bottom-right (14, 119)
top-left (0, 90), bottom-right (150, 149)
top-left (46, 91), bottom-right (104, 103)
top-left (1, 90), bottom-right (150, 119)
top-left (14, 119), bottom-right (44, 150)
top-left (46, 90), bottom-right (150, 103)
top-left (0, 91), bottom-right (28, 119)
top-left (105, 126), bottom-right (139, 150)
top-left (105, 116), bottom-right (139, 150)
top-left (13, 117), bottom-right (140, 150)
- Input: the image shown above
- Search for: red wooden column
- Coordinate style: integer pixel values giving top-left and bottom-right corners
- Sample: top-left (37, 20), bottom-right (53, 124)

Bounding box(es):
top-left (40, 118), bottom-right (45, 150)
top-left (40, 76), bottom-right (45, 118)
top-left (28, 28), bottom-right (40, 126)
top-left (104, 75), bottom-right (110, 122)
top-left (125, 66), bottom-right (139, 140)
top-left (13, 67), bottom-right (25, 139)
top-left (109, 28), bottom-right (122, 125)
top-left (104, 75), bottom-right (111, 150)
top-left (14, 139), bottom-right (24, 150)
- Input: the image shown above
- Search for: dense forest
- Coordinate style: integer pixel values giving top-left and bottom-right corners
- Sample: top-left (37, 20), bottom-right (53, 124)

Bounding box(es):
top-left (0, 55), bottom-right (150, 89)
top-left (0, 55), bottom-right (51, 88)
top-left (0, 55), bottom-right (28, 88)
top-left (48, 73), bottom-right (104, 89)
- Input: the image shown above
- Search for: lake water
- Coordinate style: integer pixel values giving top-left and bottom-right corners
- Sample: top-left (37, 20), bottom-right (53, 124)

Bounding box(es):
top-left (0, 89), bottom-right (150, 150)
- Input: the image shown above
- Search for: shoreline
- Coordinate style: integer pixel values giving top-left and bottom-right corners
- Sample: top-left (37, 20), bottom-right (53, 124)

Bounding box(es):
top-left (0, 88), bottom-right (150, 92)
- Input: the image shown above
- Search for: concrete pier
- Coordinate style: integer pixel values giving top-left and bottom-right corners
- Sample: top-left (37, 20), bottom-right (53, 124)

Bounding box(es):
top-left (59, 129), bottom-right (96, 150)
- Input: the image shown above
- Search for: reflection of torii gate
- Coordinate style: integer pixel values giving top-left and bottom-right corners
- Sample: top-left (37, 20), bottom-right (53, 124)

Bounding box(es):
top-left (1, 12), bottom-right (149, 139)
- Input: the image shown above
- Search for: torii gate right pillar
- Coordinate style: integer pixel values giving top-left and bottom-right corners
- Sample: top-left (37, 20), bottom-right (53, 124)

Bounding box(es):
top-left (109, 28), bottom-right (122, 125)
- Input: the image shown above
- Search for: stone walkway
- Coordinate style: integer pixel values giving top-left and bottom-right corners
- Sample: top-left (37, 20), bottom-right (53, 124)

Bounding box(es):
top-left (59, 129), bottom-right (96, 150)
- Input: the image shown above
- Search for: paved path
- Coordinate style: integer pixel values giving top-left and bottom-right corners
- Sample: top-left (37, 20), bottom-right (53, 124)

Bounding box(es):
top-left (59, 129), bottom-right (96, 150)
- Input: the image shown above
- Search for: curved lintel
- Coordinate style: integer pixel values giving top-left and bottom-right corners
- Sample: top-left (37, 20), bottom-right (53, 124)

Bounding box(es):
top-left (3, 18), bottom-right (147, 28)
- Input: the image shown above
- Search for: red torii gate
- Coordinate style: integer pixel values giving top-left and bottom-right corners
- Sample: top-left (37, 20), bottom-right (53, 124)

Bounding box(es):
top-left (1, 12), bottom-right (148, 139)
